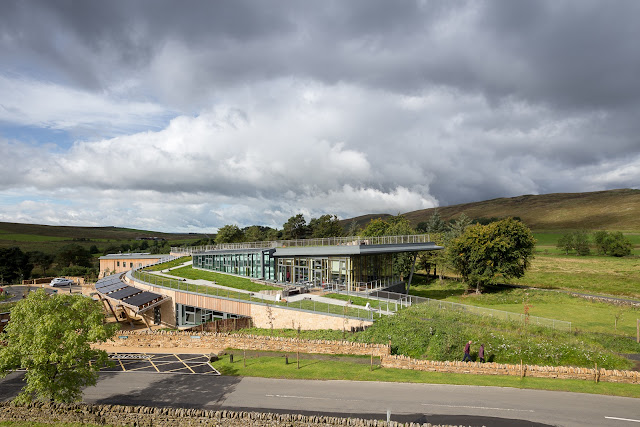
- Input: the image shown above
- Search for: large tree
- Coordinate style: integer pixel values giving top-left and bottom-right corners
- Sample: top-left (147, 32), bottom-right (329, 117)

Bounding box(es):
top-left (56, 244), bottom-right (93, 268)
top-left (361, 215), bottom-right (419, 289)
top-left (282, 214), bottom-right (309, 240)
top-left (215, 224), bottom-right (244, 244)
top-left (309, 214), bottom-right (344, 238)
top-left (0, 247), bottom-right (33, 284)
top-left (448, 218), bottom-right (535, 293)
top-left (0, 290), bottom-right (117, 403)
top-left (27, 251), bottom-right (55, 277)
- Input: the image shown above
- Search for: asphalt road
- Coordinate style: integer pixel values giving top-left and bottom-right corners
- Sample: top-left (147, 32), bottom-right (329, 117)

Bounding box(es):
top-left (2, 365), bottom-right (639, 427)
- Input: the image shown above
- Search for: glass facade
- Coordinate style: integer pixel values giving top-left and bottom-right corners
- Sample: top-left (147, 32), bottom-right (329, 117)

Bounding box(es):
top-left (193, 249), bottom-right (400, 290)
top-left (192, 249), bottom-right (275, 280)
top-left (175, 303), bottom-right (243, 327)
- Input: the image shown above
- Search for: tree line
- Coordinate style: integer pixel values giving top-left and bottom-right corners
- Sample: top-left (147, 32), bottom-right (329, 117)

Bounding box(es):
top-left (556, 230), bottom-right (632, 257)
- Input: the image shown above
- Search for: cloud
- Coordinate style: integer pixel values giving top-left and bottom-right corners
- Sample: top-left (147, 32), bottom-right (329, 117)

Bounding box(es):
top-left (1, 1), bottom-right (640, 231)
top-left (0, 75), bottom-right (169, 138)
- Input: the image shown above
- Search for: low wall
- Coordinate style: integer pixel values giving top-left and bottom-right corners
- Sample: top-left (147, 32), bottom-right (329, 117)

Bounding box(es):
top-left (0, 402), bottom-right (452, 427)
top-left (381, 355), bottom-right (640, 384)
top-left (100, 330), bottom-right (390, 357)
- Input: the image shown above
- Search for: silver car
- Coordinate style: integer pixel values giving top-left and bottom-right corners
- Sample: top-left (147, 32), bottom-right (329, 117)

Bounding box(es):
top-left (49, 277), bottom-right (73, 287)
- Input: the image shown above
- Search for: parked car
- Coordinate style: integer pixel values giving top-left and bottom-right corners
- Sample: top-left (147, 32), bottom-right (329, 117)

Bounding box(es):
top-left (49, 277), bottom-right (73, 287)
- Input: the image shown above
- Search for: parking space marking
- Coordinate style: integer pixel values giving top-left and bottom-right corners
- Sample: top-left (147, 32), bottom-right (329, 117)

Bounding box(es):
top-left (101, 353), bottom-right (220, 375)
top-left (175, 354), bottom-right (196, 374)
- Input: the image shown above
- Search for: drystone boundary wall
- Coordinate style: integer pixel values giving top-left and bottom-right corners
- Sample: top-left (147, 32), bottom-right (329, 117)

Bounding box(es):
top-left (102, 330), bottom-right (391, 357)
top-left (381, 355), bottom-right (640, 384)
top-left (0, 402), bottom-right (453, 427)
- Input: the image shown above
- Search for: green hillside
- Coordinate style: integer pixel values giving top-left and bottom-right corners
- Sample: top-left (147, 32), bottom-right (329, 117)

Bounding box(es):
top-left (353, 189), bottom-right (640, 232)
top-left (0, 222), bottom-right (206, 254)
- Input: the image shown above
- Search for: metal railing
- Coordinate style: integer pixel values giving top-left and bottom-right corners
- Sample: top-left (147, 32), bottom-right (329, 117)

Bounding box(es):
top-left (131, 270), bottom-right (378, 321)
top-left (171, 233), bottom-right (437, 255)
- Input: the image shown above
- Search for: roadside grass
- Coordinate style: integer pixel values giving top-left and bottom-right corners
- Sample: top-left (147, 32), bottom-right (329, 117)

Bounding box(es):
top-left (146, 256), bottom-right (191, 271)
top-left (211, 353), bottom-right (640, 398)
top-left (164, 266), bottom-right (280, 292)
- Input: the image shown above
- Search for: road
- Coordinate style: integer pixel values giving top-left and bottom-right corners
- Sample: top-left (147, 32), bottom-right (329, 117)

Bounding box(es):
top-left (2, 368), bottom-right (639, 426)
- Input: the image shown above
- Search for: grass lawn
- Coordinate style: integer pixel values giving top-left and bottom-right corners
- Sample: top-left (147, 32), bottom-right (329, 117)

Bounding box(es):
top-left (165, 266), bottom-right (280, 292)
top-left (211, 352), bottom-right (640, 398)
top-left (146, 256), bottom-right (191, 271)
top-left (442, 287), bottom-right (640, 337)
top-left (512, 253), bottom-right (640, 298)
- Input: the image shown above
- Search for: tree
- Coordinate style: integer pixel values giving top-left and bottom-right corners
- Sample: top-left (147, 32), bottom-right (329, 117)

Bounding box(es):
top-left (605, 231), bottom-right (632, 257)
top-left (425, 210), bottom-right (447, 234)
top-left (362, 215), bottom-right (419, 289)
top-left (309, 215), bottom-right (344, 238)
top-left (0, 290), bottom-right (118, 403)
top-left (557, 233), bottom-right (574, 255)
top-left (0, 247), bottom-right (33, 284)
top-left (448, 218), bottom-right (536, 293)
top-left (56, 244), bottom-right (93, 268)
top-left (593, 230), bottom-right (632, 257)
top-left (215, 224), bottom-right (244, 244)
top-left (243, 225), bottom-right (265, 242)
top-left (27, 251), bottom-right (55, 276)
top-left (572, 231), bottom-right (590, 256)
top-left (282, 214), bottom-right (309, 240)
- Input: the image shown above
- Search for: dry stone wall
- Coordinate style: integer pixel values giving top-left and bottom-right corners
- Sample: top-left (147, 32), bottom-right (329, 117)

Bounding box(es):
top-left (101, 330), bottom-right (391, 357)
top-left (0, 402), bottom-right (454, 427)
top-left (381, 355), bottom-right (640, 384)
top-left (99, 330), bottom-right (640, 384)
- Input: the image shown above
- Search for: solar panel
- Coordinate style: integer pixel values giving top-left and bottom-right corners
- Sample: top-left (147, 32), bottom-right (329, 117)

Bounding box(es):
top-left (99, 283), bottom-right (127, 293)
top-left (108, 286), bottom-right (141, 300)
top-left (126, 291), bottom-right (162, 308)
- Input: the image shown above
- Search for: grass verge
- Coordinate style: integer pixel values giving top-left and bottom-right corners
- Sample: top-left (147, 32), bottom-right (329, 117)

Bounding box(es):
top-left (161, 265), bottom-right (280, 292)
top-left (211, 352), bottom-right (640, 398)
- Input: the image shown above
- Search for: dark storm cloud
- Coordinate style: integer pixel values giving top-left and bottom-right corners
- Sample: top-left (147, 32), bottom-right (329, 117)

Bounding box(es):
top-left (1, 0), bottom-right (639, 230)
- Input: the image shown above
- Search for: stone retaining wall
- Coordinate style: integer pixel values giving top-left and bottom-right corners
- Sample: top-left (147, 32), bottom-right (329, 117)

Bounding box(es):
top-left (381, 355), bottom-right (640, 384)
top-left (101, 330), bottom-right (391, 357)
top-left (99, 330), bottom-right (640, 384)
top-left (0, 402), bottom-right (451, 427)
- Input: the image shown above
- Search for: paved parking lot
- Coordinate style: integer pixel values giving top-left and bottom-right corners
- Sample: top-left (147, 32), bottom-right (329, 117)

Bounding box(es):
top-left (101, 353), bottom-right (220, 375)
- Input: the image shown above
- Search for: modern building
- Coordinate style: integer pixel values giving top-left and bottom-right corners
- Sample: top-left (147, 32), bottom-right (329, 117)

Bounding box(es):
top-left (96, 235), bottom-right (442, 331)
top-left (187, 235), bottom-right (443, 292)
top-left (98, 253), bottom-right (168, 278)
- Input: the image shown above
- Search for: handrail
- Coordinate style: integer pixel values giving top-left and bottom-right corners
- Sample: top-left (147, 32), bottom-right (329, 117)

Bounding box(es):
top-left (171, 233), bottom-right (438, 254)
top-left (130, 269), bottom-right (381, 322)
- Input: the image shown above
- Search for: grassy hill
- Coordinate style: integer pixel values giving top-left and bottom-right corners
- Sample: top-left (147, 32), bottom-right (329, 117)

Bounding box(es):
top-left (0, 221), bottom-right (206, 254)
top-left (349, 189), bottom-right (640, 232)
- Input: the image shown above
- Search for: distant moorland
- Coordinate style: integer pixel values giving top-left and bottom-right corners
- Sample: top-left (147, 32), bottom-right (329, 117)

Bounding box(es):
top-left (341, 189), bottom-right (640, 232)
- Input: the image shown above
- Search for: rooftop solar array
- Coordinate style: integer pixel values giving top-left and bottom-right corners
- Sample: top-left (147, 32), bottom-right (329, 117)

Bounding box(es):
top-left (126, 291), bottom-right (163, 308)
top-left (95, 274), bottom-right (165, 311)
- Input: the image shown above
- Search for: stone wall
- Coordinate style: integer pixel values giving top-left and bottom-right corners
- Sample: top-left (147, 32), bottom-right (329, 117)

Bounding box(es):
top-left (381, 355), bottom-right (640, 384)
top-left (0, 402), bottom-right (452, 427)
top-left (101, 330), bottom-right (391, 357)
top-left (98, 330), bottom-right (640, 384)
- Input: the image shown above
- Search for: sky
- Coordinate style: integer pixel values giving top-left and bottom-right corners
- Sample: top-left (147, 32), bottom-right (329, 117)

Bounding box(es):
top-left (1, 0), bottom-right (639, 233)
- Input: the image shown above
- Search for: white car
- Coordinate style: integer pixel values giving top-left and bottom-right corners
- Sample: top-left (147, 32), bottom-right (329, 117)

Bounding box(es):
top-left (50, 277), bottom-right (73, 287)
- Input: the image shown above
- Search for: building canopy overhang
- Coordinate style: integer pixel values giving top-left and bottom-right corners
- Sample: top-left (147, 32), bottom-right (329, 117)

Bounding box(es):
top-left (273, 242), bottom-right (443, 258)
